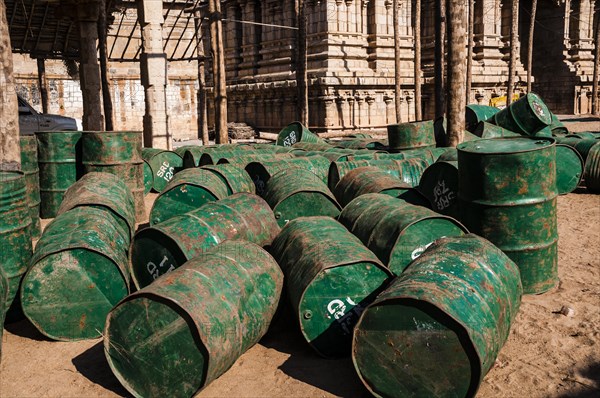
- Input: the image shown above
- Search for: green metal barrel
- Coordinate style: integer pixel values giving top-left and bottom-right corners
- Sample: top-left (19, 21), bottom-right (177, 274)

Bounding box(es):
top-left (245, 156), bottom-right (331, 195)
top-left (556, 144), bottom-right (583, 195)
top-left (81, 131), bottom-right (146, 222)
top-left (21, 206), bottom-right (130, 341)
top-left (291, 142), bottom-right (335, 151)
top-left (270, 216), bottom-right (392, 358)
top-left (584, 142), bottom-right (600, 193)
top-left (201, 164), bottom-right (255, 195)
top-left (56, 172), bottom-right (136, 239)
top-left (566, 132), bottom-right (599, 139)
top-left (330, 139), bottom-right (387, 150)
top-left (149, 168), bottom-right (230, 225)
top-left (352, 234), bottom-right (522, 398)
top-left (339, 193), bottom-right (467, 274)
top-left (277, 122), bottom-right (326, 146)
top-left (572, 139), bottom-right (600, 162)
top-left (130, 193), bottom-right (279, 289)
top-left (199, 150), bottom-right (279, 166)
top-left (143, 160), bottom-right (153, 195)
top-left (465, 104), bottom-right (500, 132)
top-left (458, 137), bottom-right (558, 294)
top-left (0, 171), bottom-right (33, 311)
top-left (375, 147), bottom-right (447, 165)
top-left (0, 267), bottom-right (7, 361)
top-left (264, 168), bottom-right (341, 227)
top-left (105, 240), bottom-right (283, 398)
top-left (298, 151), bottom-right (349, 162)
top-left (473, 121), bottom-right (521, 138)
top-left (418, 160), bottom-right (460, 217)
top-left (328, 158), bottom-right (428, 191)
top-left (216, 153), bottom-right (294, 167)
top-left (173, 145), bottom-right (198, 158)
top-left (141, 148), bottom-right (183, 193)
top-left (387, 120), bottom-right (436, 150)
top-left (182, 146), bottom-right (206, 168)
top-left (20, 136), bottom-right (41, 238)
top-left (491, 93), bottom-right (552, 136)
top-left (548, 113), bottom-right (568, 135)
top-left (36, 131), bottom-right (82, 218)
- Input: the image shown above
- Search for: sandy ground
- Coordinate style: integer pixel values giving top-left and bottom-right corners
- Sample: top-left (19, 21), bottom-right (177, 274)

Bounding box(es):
top-left (1, 120), bottom-right (600, 398)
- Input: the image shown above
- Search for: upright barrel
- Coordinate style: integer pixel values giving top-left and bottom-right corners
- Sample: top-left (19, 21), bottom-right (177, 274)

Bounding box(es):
top-left (491, 93), bottom-right (552, 136)
top-left (352, 234), bottom-right (523, 398)
top-left (36, 131), bottom-right (82, 218)
top-left (130, 193), bottom-right (280, 289)
top-left (141, 148), bottom-right (183, 193)
top-left (20, 135), bottom-right (41, 237)
top-left (387, 120), bottom-right (436, 150)
top-left (458, 137), bottom-right (558, 294)
top-left (270, 217), bottom-right (392, 358)
top-left (0, 171), bottom-right (33, 311)
top-left (81, 131), bottom-right (146, 222)
top-left (105, 241), bottom-right (283, 398)
top-left (584, 142), bottom-right (600, 193)
top-left (277, 122), bottom-right (326, 146)
top-left (339, 193), bottom-right (467, 274)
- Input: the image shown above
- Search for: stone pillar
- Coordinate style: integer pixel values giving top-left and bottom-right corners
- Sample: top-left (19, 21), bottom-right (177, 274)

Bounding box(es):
top-left (138, 0), bottom-right (170, 149)
top-left (77, 1), bottom-right (104, 131)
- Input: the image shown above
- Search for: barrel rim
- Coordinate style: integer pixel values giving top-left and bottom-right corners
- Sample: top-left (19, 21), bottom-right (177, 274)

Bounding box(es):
top-left (457, 136), bottom-right (556, 155)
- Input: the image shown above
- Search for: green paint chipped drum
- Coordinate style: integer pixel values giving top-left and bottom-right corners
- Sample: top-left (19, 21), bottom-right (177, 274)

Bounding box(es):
top-left (130, 193), bottom-right (279, 289)
top-left (339, 193), bottom-right (467, 274)
top-left (173, 145), bottom-right (197, 158)
top-left (465, 104), bottom-right (500, 132)
top-left (330, 139), bottom-right (387, 150)
top-left (387, 120), bottom-right (436, 150)
top-left (291, 142), bottom-right (335, 151)
top-left (298, 151), bottom-right (350, 162)
top-left (264, 168), bottom-right (341, 227)
top-left (328, 158), bottom-right (428, 191)
top-left (149, 168), bottom-right (229, 225)
top-left (270, 216), bottom-right (392, 358)
top-left (0, 171), bottom-right (33, 311)
top-left (418, 160), bottom-right (460, 217)
top-left (277, 121), bottom-right (326, 146)
top-left (215, 153), bottom-right (294, 167)
top-left (142, 160), bottom-right (153, 195)
top-left (584, 142), bottom-right (600, 193)
top-left (566, 132), bottom-right (600, 139)
top-left (199, 150), bottom-right (288, 166)
top-left (491, 93), bottom-right (552, 136)
top-left (56, 172), bottom-right (137, 239)
top-left (20, 135), bottom-right (41, 238)
top-left (141, 148), bottom-right (183, 193)
top-left (548, 113), bottom-right (568, 135)
top-left (201, 164), bottom-right (255, 195)
top-left (458, 137), bottom-right (558, 294)
top-left (245, 156), bottom-right (331, 195)
top-left (36, 131), bottom-right (82, 219)
top-left (572, 139), bottom-right (600, 162)
top-left (21, 206), bottom-right (130, 341)
top-left (474, 121), bottom-right (521, 138)
top-left (182, 146), bottom-right (206, 168)
top-left (0, 267), bottom-right (7, 361)
top-left (375, 147), bottom-right (447, 165)
top-left (352, 234), bottom-right (522, 398)
top-left (81, 131), bottom-right (146, 222)
top-left (105, 240), bottom-right (283, 398)
top-left (556, 145), bottom-right (583, 195)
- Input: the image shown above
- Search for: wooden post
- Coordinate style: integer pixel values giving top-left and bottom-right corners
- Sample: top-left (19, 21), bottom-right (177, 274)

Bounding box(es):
top-left (526, 0), bottom-right (537, 93)
top-left (506, 0), bottom-right (518, 106)
top-left (98, 0), bottom-right (113, 130)
top-left (434, 0), bottom-right (446, 119)
top-left (0, 0), bottom-right (20, 170)
top-left (393, 0), bottom-right (402, 123)
top-left (592, 16), bottom-right (599, 115)
top-left (466, 0), bottom-right (474, 104)
top-left (446, 0), bottom-right (467, 147)
top-left (208, 0), bottom-right (228, 144)
top-left (37, 58), bottom-right (49, 114)
top-left (296, 0), bottom-right (308, 126)
top-left (194, 11), bottom-right (209, 144)
top-left (414, 0), bottom-right (422, 120)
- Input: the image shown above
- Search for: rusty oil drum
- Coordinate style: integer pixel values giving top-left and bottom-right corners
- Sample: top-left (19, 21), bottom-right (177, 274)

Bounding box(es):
top-left (352, 234), bottom-right (522, 398)
top-left (81, 131), bottom-right (146, 222)
top-left (130, 193), bottom-right (280, 289)
top-left (387, 120), bottom-right (436, 150)
top-left (584, 142), bottom-right (600, 193)
top-left (491, 93), bottom-right (552, 136)
top-left (339, 193), bottom-right (467, 274)
top-left (201, 164), bottom-right (255, 195)
top-left (141, 148), bottom-right (183, 193)
top-left (458, 137), bottom-right (558, 294)
top-left (328, 158), bottom-right (428, 191)
top-left (276, 121), bottom-right (326, 146)
top-left (269, 216), bottom-right (392, 358)
top-left (19, 135), bottom-right (42, 237)
top-left (418, 160), bottom-right (460, 217)
top-left (21, 206), bottom-right (130, 341)
top-left (105, 241), bottom-right (283, 398)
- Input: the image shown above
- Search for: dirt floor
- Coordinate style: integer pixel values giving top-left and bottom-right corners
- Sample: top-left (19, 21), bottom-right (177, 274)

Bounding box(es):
top-left (1, 119), bottom-right (599, 398)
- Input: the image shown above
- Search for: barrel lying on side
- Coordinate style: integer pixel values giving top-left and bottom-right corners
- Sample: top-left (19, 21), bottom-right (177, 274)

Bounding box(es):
top-left (465, 104), bottom-right (500, 132)
top-left (105, 241), bottom-right (283, 398)
top-left (490, 93), bottom-right (552, 136)
top-left (264, 168), bottom-right (341, 227)
top-left (556, 144), bottom-right (583, 195)
top-left (182, 146), bottom-right (206, 168)
top-left (418, 160), bottom-right (460, 217)
top-left (270, 217), bottom-right (392, 358)
top-left (143, 160), bottom-right (153, 195)
top-left (131, 193), bottom-right (280, 289)
top-left (584, 142), bottom-right (600, 193)
top-left (142, 148), bottom-right (183, 193)
top-left (20, 135), bottom-right (42, 238)
top-left (149, 168), bottom-right (230, 225)
top-left (21, 206), bottom-right (130, 341)
top-left (201, 164), bottom-right (255, 195)
top-left (473, 122), bottom-right (520, 138)
top-left (339, 193), bottom-right (467, 274)
top-left (277, 122), bottom-right (326, 146)
top-left (0, 171), bottom-right (33, 311)
top-left (57, 172), bottom-right (136, 239)
top-left (328, 158), bottom-right (428, 191)
top-left (36, 131), bottom-right (82, 218)
top-left (0, 267), bottom-right (7, 361)
top-left (375, 147), bottom-right (448, 165)
top-left (353, 234), bottom-right (523, 398)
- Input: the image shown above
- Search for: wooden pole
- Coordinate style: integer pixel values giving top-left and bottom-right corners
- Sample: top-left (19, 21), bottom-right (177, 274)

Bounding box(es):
top-left (296, 0), bottom-right (308, 126)
top-left (98, 0), bottom-right (113, 130)
top-left (506, 0), bottom-right (518, 106)
top-left (37, 58), bottom-right (49, 114)
top-left (393, 0), bottom-right (402, 123)
top-left (592, 15), bottom-right (600, 115)
top-left (466, 0), bottom-right (474, 104)
top-left (434, 0), bottom-right (446, 118)
top-left (526, 0), bottom-right (537, 93)
top-left (208, 0), bottom-right (228, 144)
top-left (414, 0), bottom-right (422, 120)
top-left (446, 0), bottom-right (467, 147)
top-left (194, 11), bottom-right (209, 144)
